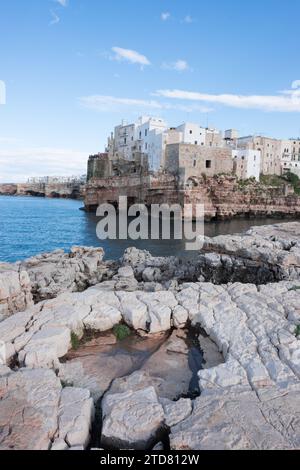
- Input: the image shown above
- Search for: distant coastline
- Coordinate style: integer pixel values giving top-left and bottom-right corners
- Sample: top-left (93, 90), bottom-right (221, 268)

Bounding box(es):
top-left (0, 182), bottom-right (84, 200)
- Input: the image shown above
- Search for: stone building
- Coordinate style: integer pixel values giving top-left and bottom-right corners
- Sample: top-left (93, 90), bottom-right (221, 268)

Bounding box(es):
top-left (165, 143), bottom-right (233, 184)
top-left (87, 152), bottom-right (148, 181)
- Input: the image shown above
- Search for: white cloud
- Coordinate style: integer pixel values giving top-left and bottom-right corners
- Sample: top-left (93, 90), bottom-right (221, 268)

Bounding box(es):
top-left (0, 146), bottom-right (86, 183)
top-left (162, 60), bottom-right (191, 72)
top-left (155, 82), bottom-right (300, 112)
top-left (183, 15), bottom-right (195, 23)
top-left (55, 0), bottom-right (68, 6)
top-left (292, 80), bottom-right (300, 90)
top-left (79, 95), bottom-right (162, 112)
top-left (49, 10), bottom-right (60, 25)
top-left (79, 94), bottom-right (212, 114)
top-left (111, 47), bottom-right (150, 67)
top-left (161, 12), bottom-right (170, 21)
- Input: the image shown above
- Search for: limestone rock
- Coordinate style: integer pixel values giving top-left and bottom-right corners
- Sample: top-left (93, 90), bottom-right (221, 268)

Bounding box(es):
top-left (83, 303), bottom-right (122, 332)
top-left (172, 305), bottom-right (188, 329)
top-left (160, 398), bottom-right (192, 427)
top-left (19, 326), bottom-right (71, 368)
top-left (21, 246), bottom-right (106, 302)
top-left (0, 265), bottom-right (33, 317)
top-left (117, 292), bottom-right (149, 331)
top-left (101, 386), bottom-right (165, 450)
top-left (169, 389), bottom-right (295, 450)
top-left (54, 387), bottom-right (94, 449)
top-left (0, 368), bottom-right (61, 450)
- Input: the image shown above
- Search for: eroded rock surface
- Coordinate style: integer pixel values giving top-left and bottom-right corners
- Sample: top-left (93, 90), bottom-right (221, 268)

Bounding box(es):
top-left (20, 246), bottom-right (108, 302)
top-left (0, 223), bottom-right (300, 450)
top-left (0, 368), bottom-right (94, 450)
top-left (0, 265), bottom-right (33, 319)
top-left (101, 386), bottom-right (165, 450)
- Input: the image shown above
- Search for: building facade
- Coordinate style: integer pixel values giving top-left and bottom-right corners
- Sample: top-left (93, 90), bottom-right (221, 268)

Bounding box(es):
top-left (165, 143), bottom-right (233, 184)
top-left (105, 116), bottom-right (300, 179)
top-left (176, 122), bottom-right (206, 146)
top-left (232, 149), bottom-right (261, 181)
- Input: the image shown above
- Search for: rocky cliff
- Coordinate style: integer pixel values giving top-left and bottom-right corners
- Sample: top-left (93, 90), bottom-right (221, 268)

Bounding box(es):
top-left (85, 174), bottom-right (300, 220)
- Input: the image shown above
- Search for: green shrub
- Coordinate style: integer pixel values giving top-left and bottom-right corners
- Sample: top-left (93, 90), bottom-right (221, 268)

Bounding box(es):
top-left (288, 286), bottom-right (300, 291)
top-left (295, 325), bottom-right (300, 338)
top-left (71, 332), bottom-right (80, 350)
top-left (113, 324), bottom-right (131, 341)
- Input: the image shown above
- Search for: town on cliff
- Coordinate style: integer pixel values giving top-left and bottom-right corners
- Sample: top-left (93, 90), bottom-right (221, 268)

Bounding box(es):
top-left (1, 116), bottom-right (300, 221)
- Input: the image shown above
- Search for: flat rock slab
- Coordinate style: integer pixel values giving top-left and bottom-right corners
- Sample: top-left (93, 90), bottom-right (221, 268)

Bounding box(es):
top-left (170, 386), bottom-right (300, 450)
top-left (101, 386), bottom-right (165, 450)
top-left (0, 368), bottom-right (94, 451)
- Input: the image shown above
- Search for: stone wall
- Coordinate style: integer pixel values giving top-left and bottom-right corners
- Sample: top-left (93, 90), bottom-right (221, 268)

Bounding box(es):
top-left (165, 143), bottom-right (233, 183)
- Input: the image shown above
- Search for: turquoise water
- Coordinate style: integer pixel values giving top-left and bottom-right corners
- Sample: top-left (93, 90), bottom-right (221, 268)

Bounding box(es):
top-left (0, 195), bottom-right (292, 263)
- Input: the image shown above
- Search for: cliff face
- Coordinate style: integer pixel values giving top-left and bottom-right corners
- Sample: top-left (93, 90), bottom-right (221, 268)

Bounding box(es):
top-left (0, 182), bottom-right (85, 199)
top-left (84, 174), bottom-right (300, 220)
top-left (184, 176), bottom-right (300, 219)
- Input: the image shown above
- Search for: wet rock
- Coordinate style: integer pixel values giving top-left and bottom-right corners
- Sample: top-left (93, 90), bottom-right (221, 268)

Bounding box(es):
top-left (140, 330), bottom-right (193, 399)
top-left (152, 442), bottom-right (164, 450)
top-left (101, 386), bottom-right (165, 450)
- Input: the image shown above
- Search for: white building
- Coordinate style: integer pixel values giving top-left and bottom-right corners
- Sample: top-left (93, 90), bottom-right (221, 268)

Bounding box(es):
top-left (232, 149), bottom-right (261, 181)
top-left (282, 160), bottom-right (300, 178)
top-left (135, 116), bottom-right (167, 170)
top-left (176, 122), bottom-right (206, 146)
top-left (109, 117), bottom-right (211, 171)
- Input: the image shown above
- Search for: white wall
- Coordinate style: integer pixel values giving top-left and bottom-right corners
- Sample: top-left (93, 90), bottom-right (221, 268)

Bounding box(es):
top-left (233, 149), bottom-right (261, 181)
top-left (135, 117), bottom-right (167, 170)
top-left (176, 122), bottom-right (206, 146)
top-left (282, 160), bottom-right (300, 178)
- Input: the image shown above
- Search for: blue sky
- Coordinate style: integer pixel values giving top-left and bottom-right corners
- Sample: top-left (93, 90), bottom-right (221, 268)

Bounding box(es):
top-left (0, 0), bottom-right (300, 182)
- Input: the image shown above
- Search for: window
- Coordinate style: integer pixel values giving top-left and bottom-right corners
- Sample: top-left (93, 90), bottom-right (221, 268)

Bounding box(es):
top-left (193, 159), bottom-right (196, 167)
top-left (189, 130), bottom-right (193, 134)
top-left (139, 131), bottom-right (142, 139)
top-left (195, 141), bottom-right (198, 145)
top-left (206, 160), bottom-right (212, 169)
top-left (145, 143), bottom-right (148, 150)
top-left (124, 138), bottom-right (127, 144)
top-left (145, 129), bottom-right (148, 137)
